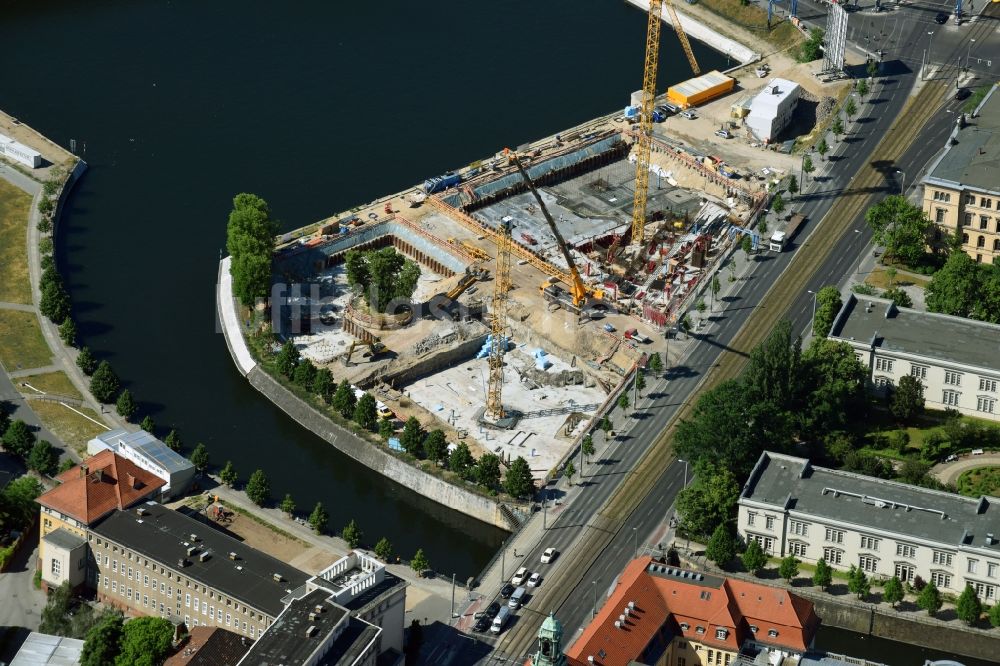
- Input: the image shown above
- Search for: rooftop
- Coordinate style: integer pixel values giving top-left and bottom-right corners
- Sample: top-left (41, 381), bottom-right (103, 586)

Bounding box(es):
top-left (924, 85), bottom-right (1000, 194)
top-left (41, 527), bottom-right (87, 551)
top-left (37, 451), bottom-right (165, 525)
top-left (310, 550), bottom-right (407, 612)
top-left (750, 78), bottom-right (799, 110)
top-left (163, 627), bottom-right (250, 666)
top-left (829, 294), bottom-right (1000, 372)
top-left (237, 588), bottom-right (351, 665)
top-left (92, 429), bottom-right (194, 475)
top-left (741, 452), bottom-right (1000, 554)
top-left (9, 632), bottom-right (84, 666)
top-left (565, 557), bottom-right (818, 666)
top-left (92, 501), bottom-right (310, 616)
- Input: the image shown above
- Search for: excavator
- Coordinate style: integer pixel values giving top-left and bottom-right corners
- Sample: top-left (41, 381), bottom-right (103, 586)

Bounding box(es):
top-left (342, 338), bottom-right (390, 367)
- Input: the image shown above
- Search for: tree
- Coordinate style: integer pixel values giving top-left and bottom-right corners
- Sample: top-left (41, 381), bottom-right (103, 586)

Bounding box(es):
top-left (649, 352), bottom-right (663, 374)
top-left (475, 453), bottom-right (502, 490)
top-left (293, 358), bottom-right (316, 387)
top-left (342, 519), bottom-right (363, 548)
top-left (400, 416), bottom-right (424, 457)
top-left (374, 537), bottom-right (393, 562)
top-left (2, 475), bottom-right (44, 526)
top-left (164, 429), bottom-right (181, 452)
top-left (801, 339), bottom-right (868, 437)
top-left (448, 442), bottom-right (474, 477)
top-left (0, 405), bottom-right (8, 443)
top-left (802, 155), bottom-right (815, 181)
top-left (59, 318), bottom-right (77, 347)
top-left (39, 196), bottom-right (54, 216)
top-left (139, 415), bottom-right (154, 433)
top-left (39, 581), bottom-right (74, 636)
top-left (581, 435), bottom-right (595, 463)
top-left (771, 193), bottom-right (785, 217)
top-left (813, 558), bottom-right (833, 591)
top-left (332, 380), bottom-right (357, 420)
top-left (891, 374), bottom-right (925, 423)
top-left (58, 458), bottom-right (74, 473)
top-left (312, 368), bottom-right (334, 400)
top-left (275, 340), bottom-right (299, 379)
top-left (845, 97), bottom-right (858, 119)
top-left (344, 247), bottom-right (422, 312)
top-left (115, 616), bottom-right (174, 666)
top-left (817, 138), bottom-right (828, 160)
top-left (881, 286), bottom-right (912, 308)
top-left (710, 275), bottom-right (721, 311)
top-left (422, 429), bottom-right (447, 463)
top-left (864, 195), bottom-right (931, 265)
top-left (220, 460), bottom-right (238, 487)
top-left (956, 583), bottom-right (983, 625)
top-left (378, 418), bottom-right (395, 441)
top-left (116, 389), bottom-right (137, 421)
top-left (847, 565), bottom-right (870, 600)
top-left (89, 361), bottom-right (120, 403)
top-left (280, 493), bottom-right (296, 515)
top-left (925, 251), bottom-right (987, 318)
top-left (504, 456), bottom-right (534, 498)
top-left (226, 193), bottom-right (278, 307)
top-left (867, 59), bottom-right (879, 78)
top-left (81, 611), bottom-right (123, 666)
top-left (634, 371), bottom-right (646, 395)
top-left (779, 555), bottom-right (800, 583)
top-left (788, 175), bottom-right (799, 199)
top-left (856, 78), bottom-right (869, 97)
top-left (565, 460), bottom-right (576, 486)
top-left (3, 419), bottom-right (36, 458)
top-left (917, 581), bottom-right (942, 615)
top-left (353, 393), bottom-right (378, 431)
top-left (705, 524), bottom-right (737, 567)
top-left (741, 234), bottom-right (753, 262)
top-left (77, 347), bottom-right (97, 375)
top-left (600, 416), bottom-right (613, 435)
top-left (676, 460), bottom-right (740, 539)
top-left (831, 117), bottom-right (844, 138)
top-left (990, 601), bottom-right (1000, 628)
top-left (309, 502), bottom-right (329, 533)
top-left (245, 469), bottom-right (270, 506)
top-left (798, 27), bottom-right (825, 62)
top-left (27, 440), bottom-right (58, 475)
top-left (411, 548), bottom-right (430, 575)
top-left (190, 442), bottom-right (209, 473)
top-left (812, 285), bottom-right (842, 339)
top-left (617, 393), bottom-right (630, 414)
top-left (40, 274), bottom-right (71, 324)
top-left (882, 576), bottom-right (904, 608)
top-left (741, 539), bottom-right (768, 575)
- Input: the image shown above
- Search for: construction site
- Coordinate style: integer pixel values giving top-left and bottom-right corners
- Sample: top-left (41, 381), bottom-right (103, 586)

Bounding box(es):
top-left (265, 0), bottom-right (850, 483)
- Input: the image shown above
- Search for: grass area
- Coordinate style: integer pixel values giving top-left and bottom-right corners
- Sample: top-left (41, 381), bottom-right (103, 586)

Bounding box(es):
top-left (0, 309), bottom-right (52, 371)
top-left (697, 0), bottom-right (803, 52)
top-left (860, 407), bottom-right (999, 454)
top-left (865, 266), bottom-right (930, 290)
top-left (956, 467), bottom-right (1000, 497)
top-left (962, 83), bottom-right (995, 114)
top-left (17, 371), bottom-right (82, 400)
top-left (0, 179), bottom-right (32, 305)
top-left (29, 400), bottom-right (109, 454)
top-left (226, 502), bottom-right (307, 546)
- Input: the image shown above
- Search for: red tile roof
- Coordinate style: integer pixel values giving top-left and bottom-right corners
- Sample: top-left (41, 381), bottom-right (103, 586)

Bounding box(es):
top-left (164, 627), bottom-right (250, 666)
top-left (37, 450), bottom-right (165, 525)
top-left (566, 557), bottom-right (819, 666)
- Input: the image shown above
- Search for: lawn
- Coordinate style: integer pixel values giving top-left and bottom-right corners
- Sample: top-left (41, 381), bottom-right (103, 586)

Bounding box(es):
top-left (0, 309), bottom-right (52, 371)
top-left (17, 371), bottom-right (82, 400)
top-left (957, 467), bottom-right (1000, 497)
top-left (865, 266), bottom-right (929, 290)
top-left (0, 179), bottom-right (32, 304)
top-left (860, 407), bottom-right (998, 454)
top-left (30, 400), bottom-right (109, 455)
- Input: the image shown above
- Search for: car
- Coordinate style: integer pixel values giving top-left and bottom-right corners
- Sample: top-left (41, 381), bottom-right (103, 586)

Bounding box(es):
top-left (511, 567), bottom-right (529, 586)
top-left (486, 601), bottom-right (501, 618)
top-left (540, 547), bottom-right (559, 564)
top-left (652, 108), bottom-right (667, 123)
top-left (945, 454), bottom-right (958, 462)
top-left (527, 572), bottom-right (542, 587)
top-left (934, 12), bottom-right (949, 23)
top-left (473, 616), bottom-right (491, 632)
top-left (955, 88), bottom-right (971, 101)
top-left (972, 448), bottom-right (985, 456)
top-left (603, 323), bottom-right (616, 333)
top-left (500, 582), bottom-right (515, 598)
top-left (715, 129), bottom-right (732, 139)
top-left (680, 110), bottom-right (696, 119)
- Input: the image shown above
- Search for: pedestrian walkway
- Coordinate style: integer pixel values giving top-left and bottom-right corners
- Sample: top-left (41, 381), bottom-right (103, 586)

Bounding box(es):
top-left (0, 301), bottom-right (35, 312)
top-left (10, 365), bottom-right (62, 379)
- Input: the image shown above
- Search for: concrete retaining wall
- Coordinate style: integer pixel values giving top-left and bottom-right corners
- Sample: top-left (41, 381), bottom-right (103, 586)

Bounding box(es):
top-left (374, 335), bottom-right (488, 388)
top-left (624, 0), bottom-right (758, 64)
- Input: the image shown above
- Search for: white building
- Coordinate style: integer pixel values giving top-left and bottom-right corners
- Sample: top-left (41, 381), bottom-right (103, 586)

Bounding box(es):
top-left (829, 294), bottom-right (1000, 421)
top-left (746, 78), bottom-right (800, 143)
top-left (88, 429), bottom-right (196, 498)
top-left (0, 132), bottom-right (42, 168)
top-left (738, 451), bottom-right (1000, 603)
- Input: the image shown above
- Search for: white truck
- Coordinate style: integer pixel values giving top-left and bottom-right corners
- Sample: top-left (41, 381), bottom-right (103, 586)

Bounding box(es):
top-left (768, 213), bottom-right (805, 252)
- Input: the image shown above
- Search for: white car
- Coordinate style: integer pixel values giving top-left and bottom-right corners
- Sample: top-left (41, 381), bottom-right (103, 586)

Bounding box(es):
top-left (511, 567), bottom-right (529, 586)
top-left (680, 110), bottom-right (696, 120)
top-left (527, 572), bottom-right (542, 587)
top-left (540, 547), bottom-right (558, 564)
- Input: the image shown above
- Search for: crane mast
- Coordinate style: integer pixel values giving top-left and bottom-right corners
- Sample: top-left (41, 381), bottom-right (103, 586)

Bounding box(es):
top-left (666, 0), bottom-right (701, 76)
top-left (631, 0), bottom-right (664, 246)
top-left (486, 218), bottom-right (513, 421)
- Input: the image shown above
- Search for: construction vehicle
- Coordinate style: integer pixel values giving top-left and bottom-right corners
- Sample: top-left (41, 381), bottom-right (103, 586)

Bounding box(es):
top-left (447, 237), bottom-right (491, 261)
top-left (342, 338), bottom-right (390, 366)
top-left (445, 267), bottom-right (486, 301)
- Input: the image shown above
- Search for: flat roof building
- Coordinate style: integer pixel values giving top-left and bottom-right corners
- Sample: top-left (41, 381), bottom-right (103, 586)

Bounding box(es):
top-left (746, 78), bottom-right (800, 143)
top-left (9, 632), bottom-right (84, 666)
top-left (88, 429), bottom-right (196, 499)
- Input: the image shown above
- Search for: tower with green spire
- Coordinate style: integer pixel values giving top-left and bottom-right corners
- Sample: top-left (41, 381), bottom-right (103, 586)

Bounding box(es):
top-left (533, 612), bottom-right (566, 666)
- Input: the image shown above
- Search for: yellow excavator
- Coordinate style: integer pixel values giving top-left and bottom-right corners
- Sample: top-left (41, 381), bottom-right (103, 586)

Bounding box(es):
top-left (342, 338), bottom-right (390, 367)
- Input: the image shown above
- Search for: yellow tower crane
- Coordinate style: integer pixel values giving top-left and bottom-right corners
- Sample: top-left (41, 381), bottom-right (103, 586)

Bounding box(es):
top-left (485, 217), bottom-right (513, 421)
top-left (666, 0), bottom-right (701, 77)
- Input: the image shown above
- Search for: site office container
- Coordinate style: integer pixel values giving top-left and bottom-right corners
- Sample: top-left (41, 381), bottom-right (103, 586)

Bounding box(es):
top-left (667, 71), bottom-right (735, 109)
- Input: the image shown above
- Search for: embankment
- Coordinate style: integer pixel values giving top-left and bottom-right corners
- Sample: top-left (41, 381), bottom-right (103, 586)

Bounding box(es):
top-left (623, 0), bottom-right (759, 65)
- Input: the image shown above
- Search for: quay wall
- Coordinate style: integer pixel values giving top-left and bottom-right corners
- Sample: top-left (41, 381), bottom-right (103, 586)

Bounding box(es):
top-left (623, 0), bottom-right (758, 64)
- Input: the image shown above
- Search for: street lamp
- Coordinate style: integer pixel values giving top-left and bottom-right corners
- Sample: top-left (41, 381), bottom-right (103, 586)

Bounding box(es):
top-left (854, 229), bottom-right (862, 276)
top-left (592, 580), bottom-right (598, 617)
top-left (922, 31), bottom-right (935, 82)
top-left (896, 169), bottom-right (906, 196)
top-left (966, 38), bottom-right (976, 71)
top-left (807, 290), bottom-right (818, 335)
top-left (633, 526), bottom-right (639, 558)
top-left (678, 458), bottom-right (689, 488)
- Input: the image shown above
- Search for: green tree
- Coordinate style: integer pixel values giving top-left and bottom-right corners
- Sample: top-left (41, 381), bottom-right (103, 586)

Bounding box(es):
top-left (58, 458), bottom-right (74, 473)
top-left (2, 475), bottom-right (44, 526)
top-left (779, 555), bottom-right (800, 583)
top-left (139, 415), bottom-right (154, 433)
top-left (38, 196), bottom-right (54, 216)
top-left (190, 443), bottom-right (209, 473)
top-left (59, 318), bottom-right (77, 347)
top-left (76, 347), bottom-right (97, 375)
top-left (867, 59), bottom-right (879, 78)
top-left (226, 193), bottom-right (278, 307)
top-left (817, 138), bottom-right (828, 160)
top-left (813, 558), bottom-right (833, 590)
top-left (649, 352), bottom-right (663, 374)
top-left (885, 266), bottom-right (897, 288)
top-left (378, 418), bottom-right (395, 441)
top-left (309, 502), bottom-right (329, 533)
top-left (581, 434), bottom-right (595, 463)
top-left (676, 459), bottom-right (740, 539)
top-left (565, 460), bottom-right (576, 486)
top-left (847, 565), bottom-right (870, 600)
top-left (400, 416), bottom-right (424, 456)
top-left (600, 416), bottom-right (613, 435)
top-left (845, 97), bottom-right (858, 119)
top-left (220, 460), bottom-right (238, 487)
top-left (275, 340), bottom-right (299, 379)
top-left (864, 195), bottom-right (931, 265)
top-left (164, 429), bottom-right (181, 452)
top-left (741, 234), bottom-right (753, 262)
top-left (245, 469), bottom-right (270, 506)
top-left (504, 456), bottom-right (534, 498)
top-left (798, 27), bottom-right (825, 62)
top-left (448, 442), bottom-right (474, 477)
top-left (293, 358), bottom-right (316, 387)
top-left (856, 78), bottom-right (869, 97)
top-left (81, 611), bottom-right (123, 666)
top-left (27, 440), bottom-right (58, 475)
top-left (344, 247), bottom-right (422, 312)
top-left (40, 274), bottom-right (71, 324)
top-left (342, 519), bottom-right (363, 548)
top-left (891, 374), bottom-right (925, 423)
top-left (802, 155), bottom-right (815, 181)
top-left (812, 285), bottom-right (842, 339)
top-left (956, 583), bottom-right (983, 625)
top-left (801, 339), bottom-right (867, 437)
top-left (3, 419), bottom-right (36, 458)
top-left (422, 429), bottom-right (447, 463)
top-left (881, 286), bottom-right (912, 308)
top-left (925, 251), bottom-right (987, 319)
top-left (411, 548), bottom-right (430, 575)
top-left (374, 537), bottom-right (393, 562)
top-left (989, 601), bottom-right (1000, 627)
top-left (917, 581), bottom-right (942, 615)
top-left (353, 393), bottom-right (378, 431)
top-left (89, 361), bottom-right (120, 403)
top-left (705, 524), bottom-right (737, 567)
top-left (115, 616), bottom-right (174, 666)
top-left (741, 539), bottom-right (768, 575)
top-left (617, 393), bottom-right (630, 413)
top-left (831, 117), bottom-right (844, 138)
top-left (710, 274), bottom-right (721, 311)
top-left (116, 389), bottom-right (137, 421)
top-left (332, 380), bottom-right (357, 419)
top-left (882, 576), bottom-right (904, 608)
top-left (312, 368), bottom-right (334, 400)
top-left (771, 193), bottom-right (785, 217)
top-left (280, 493), bottom-right (296, 515)
top-left (788, 175), bottom-right (799, 199)
top-left (634, 371), bottom-right (646, 395)
top-left (475, 453), bottom-right (501, 490)
top-left (39, 581), bottom-right (74, 636)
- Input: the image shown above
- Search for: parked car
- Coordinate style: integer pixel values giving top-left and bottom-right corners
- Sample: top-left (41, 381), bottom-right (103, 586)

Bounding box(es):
top-left (934, 12), bottom-right (949, 24)
top-left (473, 615), bottom-right (491, 632)
top-left (945, 454), bottom-right (958, 462)
top-left (955, 87), bottom-right (971, 101)
top-left (508, 586), bottom-right (528, 609)
top-left (527, 572), bottom-right (543, 588)
top-left (715, 129), bottom-right (732, 139)
top-left (652, 108), bottom-right (667, 123)
top-left (511, 567), bottom-right (529, 586)
top-left (540, 547), bottom-right (558, 564)
top-left (603, 323), bottom-right (616, 333)
top-left (500, 582), bottom-right (515, 598)
top-left (486, 601), bottom-right (501, 618)
top-left (680, 110), bottom-right (696, 119)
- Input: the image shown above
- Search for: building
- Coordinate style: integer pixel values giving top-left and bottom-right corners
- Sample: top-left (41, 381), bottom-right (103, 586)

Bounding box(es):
top-left (667, 71), bottom-right (735, 109)
top-left (738, 451), bottom-right (1000, 603)
top-left (163, 626), bottom-right (250, 666)
top-left (745, 79), bottom-right (800, 143)
top-left (88, 429), bottom-right (196, 499)
top-left (0, 132), bottom-right (42, 168)
top-left (828, 294), bottom-right (1000, 420)
top-left (921, 85), bottom-right (1000, 264)
top-left (564, 556), bottom-right (819, 666)
top-left (9, 632), bottom-right (84, 666)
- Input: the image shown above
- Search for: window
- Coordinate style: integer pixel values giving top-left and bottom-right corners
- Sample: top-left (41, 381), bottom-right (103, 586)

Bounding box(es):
top-left (112, 561), bottom-right (118, 573)
top-left (789, 542), bottom-right (808, 557)
top-left (968, 559), bottom-right (979, 574)
top-left (989, 562), bottom-right (999, 578)
top-left (860, 536), bottom-right (881, 551)
top-left (896, 544), bottom-right (916, 558)
top-left (144, 575), bottom-right (149, 587)
top-left (874, 376), bottom-right (893, 389)
top-left (933, 190), bottom-right (951, 202)
top-left (748, 534), bottom-right (774, 552)
top-left (936, 209), bottom-right (946, 223)
top-left (825, 528), bottom-right (845, 543)
top-left (943, 390), bottom-right (961, 406)
top-left (104, 555), bottom-right (108, 566)
top-left (963, 233), bottom-right (970, 244)
top-left (931, 571), bottom-right (951, 589)
top-left (789, 520), bottom-right (809, 537)
top-left (933, 551), bottom-right (953, 567)
top-left (186, 593), bottom-right (191, 607)
top-left (972, 582), bottom-right (995, 600)
top-left (895, 563), bottom-right (915, 582)
top-left (980, 378), bottom-right (998, 393)
top-left (747, 512), bottom-right (756, 526)
top-left (210, 606), bottom-right (215, 619)
top-left (765, 515), bottom-right (775, 530)
top-left (875, 357), bottom-right (894, 372)
top-left (716, 628), bottom-right (728, 639)
top-left (910, 365), bottom-right (927, 380)
top-left (995, 239), bottom-right (1000, 251)
top-left (217, 609), bottom-right (223, 621)
top-left (679, 622), bottom-right (690, 631)
top-left (679, 660), bottom-right (686, 666)
top-left (112, 581), bottom-right (117, 593)
top-left (981, 216), bottom-right (991, 230)
top-left (963, 212), bottom-right (973, 226)
top-left (978, 235), bottom-right (986, 248)
top-left (226, 613), bottom-right (232, 627)
top-left (945, 371), bottom-right (963, 386)
top-left (143, 595), bottom-right (149, 607)
top-left (982, 197), bottom-right (993, 209)
top-left (859, 555), bottom-right (879, 573)
top-left (50, 559), bottom-right (61, 577)
top-left (977, 396), bottom-right (996, 414)
top-left (128, 567), bottom-right (133, 580)
top-left (104, 577), bottom-right (109, 589)
top-left (823, 548), bottom-right (843, 565)
top-left (128, 587), bottom-right (133, 600)
top-left (194, 599), bottom-right (199, 612)
top-left (768, 629), bottom-right (779, 638)
top-left (695, 626), bottom-right (705, 634)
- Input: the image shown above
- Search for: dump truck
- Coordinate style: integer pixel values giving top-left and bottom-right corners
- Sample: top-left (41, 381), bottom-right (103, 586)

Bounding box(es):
top-left (768, 212), bottom-right (805, 251)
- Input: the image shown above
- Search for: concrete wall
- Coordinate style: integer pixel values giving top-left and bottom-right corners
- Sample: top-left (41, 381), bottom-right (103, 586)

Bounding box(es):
top-left (372, 334), bottom-right (488, 388)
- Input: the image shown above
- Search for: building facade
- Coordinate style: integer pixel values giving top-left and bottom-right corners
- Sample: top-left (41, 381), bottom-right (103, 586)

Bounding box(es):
top-left (746, 79), bottom-right (800, 143)
top-left (738, 452), bottom-right (1000, 603)
top-left (921, 85), bottom-right (1000, 264)
top-left (828, 294), bottom-right (1000, 421)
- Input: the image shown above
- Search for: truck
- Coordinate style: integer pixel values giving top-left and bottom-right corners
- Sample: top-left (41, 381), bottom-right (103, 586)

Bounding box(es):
top-left (422, 171), bottom-right (461, 194)
top-left (768, 212), bottom-right (805, 252)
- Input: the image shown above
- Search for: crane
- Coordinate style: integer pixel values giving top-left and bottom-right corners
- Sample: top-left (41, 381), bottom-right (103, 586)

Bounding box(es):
top-left (485, 217), bottom-right (513, 422)
top-left (665, 0), bottom-right (700, 76)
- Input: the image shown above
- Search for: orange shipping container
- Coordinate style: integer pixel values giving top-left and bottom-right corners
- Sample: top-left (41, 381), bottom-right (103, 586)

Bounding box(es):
top-left (667, 71), bottom-right (735, 109)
